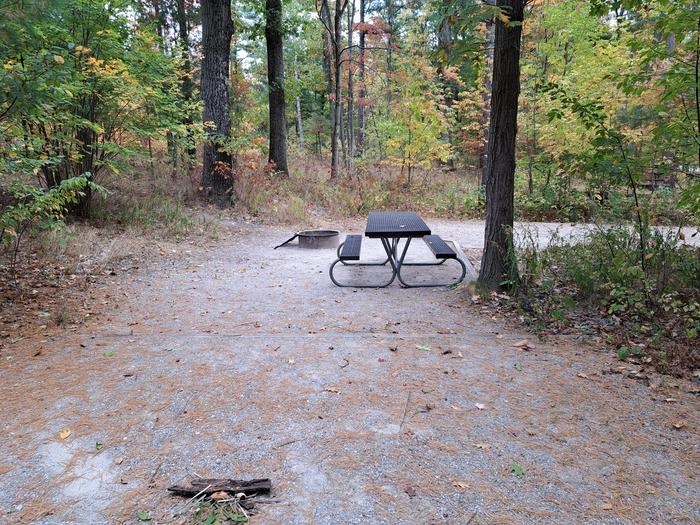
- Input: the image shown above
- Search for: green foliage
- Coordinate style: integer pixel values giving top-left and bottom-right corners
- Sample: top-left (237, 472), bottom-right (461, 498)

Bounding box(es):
top-left (514, 225), bottom-right (700, 373)
top-left (0, 0), bottom-right (185, 214)
top-left (0, 176), bottom-right (102, 275)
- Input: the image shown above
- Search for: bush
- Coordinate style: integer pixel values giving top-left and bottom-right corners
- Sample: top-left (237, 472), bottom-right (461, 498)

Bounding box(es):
top-left (514, 225), bottom-right (700, 374)
top-left (0, 176), bottom-right (102, 277)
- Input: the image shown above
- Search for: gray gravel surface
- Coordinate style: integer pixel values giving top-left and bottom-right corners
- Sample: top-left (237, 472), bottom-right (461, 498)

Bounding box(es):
top-left (0, 219), bottom-right (698, 524)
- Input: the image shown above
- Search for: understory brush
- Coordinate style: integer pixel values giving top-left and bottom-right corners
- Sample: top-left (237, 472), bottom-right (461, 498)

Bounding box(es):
top-left (511, 225), bottom-right (699, 376)
top-left (234, 153), bottom-right (484, 221)
top-left (516, 183), bottom-right (692, 225)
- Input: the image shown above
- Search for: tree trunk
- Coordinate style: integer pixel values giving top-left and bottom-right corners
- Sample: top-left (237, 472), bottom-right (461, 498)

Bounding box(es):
top-left (346, 0), bottom-right (355, 160)
top-left (265, 0), bottom-right (289, 174)
top-left (437, 5), bottom-right (456, 168)
top-left (320, 1), bottom-right (336, 169)
top-left (176, 0), bottom-right (196, 160)
top-left (385, 0), bottom-right (395, 116)
top-left (356, 0), bottom-right (366, 155)
top-left (200, 0), bottom-right (234, 206)
top-left (479, 0), bottom-right (524, 289)
top-left (480, 8), bottom-right (495, 185)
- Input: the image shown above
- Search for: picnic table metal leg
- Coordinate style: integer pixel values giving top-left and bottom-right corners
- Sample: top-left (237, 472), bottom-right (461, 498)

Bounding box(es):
top-left (329, 238), bottom-right (396, 288)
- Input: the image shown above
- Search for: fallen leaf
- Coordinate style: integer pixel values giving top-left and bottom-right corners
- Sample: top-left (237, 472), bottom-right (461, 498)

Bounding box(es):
top-left (59, 428), bottom-right (71, 440)
top-left (577, 373), bottom-right (589, 379)
top-left (512, 339), bottom-right (533, 350)
top-left (510, 462), bottom-right (525, 479)
top-left (136, 511), bottom-right (151, 522)
top-left (601, 502), bottom-right (613, 510)
top-left (416, 344), bottom-right (431, 352)
top-left (514, 363), bottom-right (522, 371)
top-left (324, 387), bottom-right (340, 393)
top-left (672, 420), bottom-right (687, 430)
top-left (472, 442), bottom-right (491, 450)
top-left (115, 457), bottom-right (124, 465)
top-left (287, 358), bottom-right (295, 365)
top-left (378, 357), bottom-right (385, 363)
top-left (95, 442), bottom-right (103, 451)
top-left (404, 485), bottom-right (416, 497)
top-left (210, 491), bottom-right (230, 501)
top-left (0, 465), bottom-right (13, 475)
top-left (103, 350), bottom-right (114, 357)
top-left (452, 480), bottom-right (470, 490)
top-left (664, 398), bottom-right (678, 403)
top-left (474, 403), bottom-right (486, 410)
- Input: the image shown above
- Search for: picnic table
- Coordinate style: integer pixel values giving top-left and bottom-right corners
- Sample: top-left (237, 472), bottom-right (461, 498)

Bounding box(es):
top-left (329, 211), bottom-right (466, 288)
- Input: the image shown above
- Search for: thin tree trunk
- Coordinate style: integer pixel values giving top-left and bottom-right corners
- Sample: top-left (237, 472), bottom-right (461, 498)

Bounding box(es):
top-left (176, 0), bottom-right (196, 160)
top-left (385, 0), bottom-right (395, 116)
top-left (294, 55), bottom-right (304, 146)
top-left (437, 4), bottom-right (456, 167)
top-left (347, 0), bottom-right (355, 160)
top-left (320, 1), bottom-right (336, 169)
top-left (480, 5), bottom-right (495, 185)
top-left (200, 0), bottom-right (234, 206)
top-left (479, 0), bottom-right (524, 289)
top-left (265, 0), bottom-right (289, 174)
top-left (356, 0), bottom-right (366, 155)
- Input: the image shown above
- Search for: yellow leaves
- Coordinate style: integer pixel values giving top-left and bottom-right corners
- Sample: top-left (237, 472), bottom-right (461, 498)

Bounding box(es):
top-left (496, 12), bottom-right (511, 24)
top-left (74, 46), bottom-right (92, 57)
top-left (59, 428), bottom-right (71, 440)
top-left (53, 55), bottom-right (65, 64)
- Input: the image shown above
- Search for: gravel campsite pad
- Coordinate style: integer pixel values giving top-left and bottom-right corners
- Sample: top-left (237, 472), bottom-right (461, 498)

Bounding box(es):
top-left (0, 220), bottom-right (698, 524)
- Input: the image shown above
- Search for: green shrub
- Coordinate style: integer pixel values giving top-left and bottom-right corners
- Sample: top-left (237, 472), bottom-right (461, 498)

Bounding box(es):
top-left (1, 176), bottom-right (102, 277)
top-left (514, 225), bottom-right (700, 374)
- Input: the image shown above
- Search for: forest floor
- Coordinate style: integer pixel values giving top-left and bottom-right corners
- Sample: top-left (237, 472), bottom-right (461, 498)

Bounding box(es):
top-left (0, 218), bottom-right (698, 524)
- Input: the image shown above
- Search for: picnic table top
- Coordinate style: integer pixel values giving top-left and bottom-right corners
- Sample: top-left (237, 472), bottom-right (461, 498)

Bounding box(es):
top-left (365, 211), bottom-right (431, 238)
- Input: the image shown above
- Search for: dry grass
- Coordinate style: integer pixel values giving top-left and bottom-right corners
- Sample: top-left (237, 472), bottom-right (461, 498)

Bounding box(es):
top-left (234, 152), bottom-right (484, 223)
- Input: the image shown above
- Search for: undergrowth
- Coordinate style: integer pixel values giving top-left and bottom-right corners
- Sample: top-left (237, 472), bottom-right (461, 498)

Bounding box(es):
top-left (508, 225), bottom-right (700, 376)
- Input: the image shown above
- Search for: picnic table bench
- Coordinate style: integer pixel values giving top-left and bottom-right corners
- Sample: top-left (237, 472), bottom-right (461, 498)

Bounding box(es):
top-left (329, 211), bottom-right (466, 288)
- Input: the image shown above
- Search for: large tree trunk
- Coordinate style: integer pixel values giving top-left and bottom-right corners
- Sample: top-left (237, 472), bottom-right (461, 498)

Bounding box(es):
top-left (200, 0), bottom-right (234, 206)
top-left (356, 0), bottom-right (366, 155)
top-left (265, 0), bottom-right (289, 174)
top-left (479, 0), bottom-right (524, 289)
top-left (176, 0), bottom-right (196, 161)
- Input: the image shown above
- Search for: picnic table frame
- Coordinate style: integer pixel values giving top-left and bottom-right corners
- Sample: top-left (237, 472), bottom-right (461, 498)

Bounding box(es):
top-left (330, 211), bottom-right (466, 288)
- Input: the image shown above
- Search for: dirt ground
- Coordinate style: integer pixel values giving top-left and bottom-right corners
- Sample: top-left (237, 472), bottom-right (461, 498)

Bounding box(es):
top-left (0, 218), bottom-right (698, 524)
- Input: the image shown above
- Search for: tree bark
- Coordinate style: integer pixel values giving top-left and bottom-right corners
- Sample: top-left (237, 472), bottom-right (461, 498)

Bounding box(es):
top-left (265, 0), bottom-right (289, 174)
top-left (479, 0), bottom-right (524, 289)
top-left (200, 0), bottom-right (234, 206)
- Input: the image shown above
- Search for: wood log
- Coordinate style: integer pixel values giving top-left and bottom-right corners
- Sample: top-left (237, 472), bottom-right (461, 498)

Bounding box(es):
top-left (167, 478), bottom-right (271, 497)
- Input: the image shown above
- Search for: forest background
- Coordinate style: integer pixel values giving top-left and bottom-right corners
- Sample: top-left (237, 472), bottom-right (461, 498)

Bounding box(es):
top-left (1, 0), bottom-right (699, 374)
